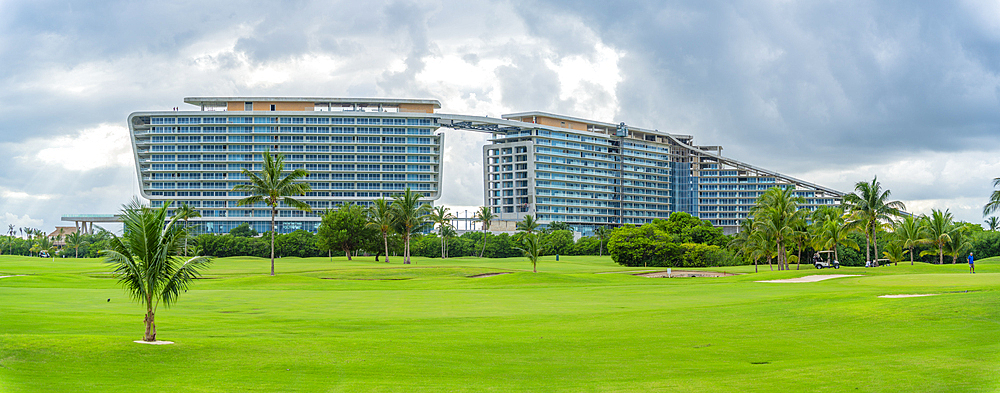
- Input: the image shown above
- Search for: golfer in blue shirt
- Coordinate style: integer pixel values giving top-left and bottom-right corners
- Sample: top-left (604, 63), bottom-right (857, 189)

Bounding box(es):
top-left (968, 252), bottom-right (974, 274)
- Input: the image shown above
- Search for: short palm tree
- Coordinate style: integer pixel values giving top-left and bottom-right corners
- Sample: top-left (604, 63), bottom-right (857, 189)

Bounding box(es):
top-left (473, 206), bottom-right (494, 258)
top-left (233, 151), bottom-right (312, 276)
top-left (429, 206), bottom-right (455, 259)
top-left (174, 203), bottom-right (201, 257)
top-left (843, 177), bottom-right (905, 266)
top-left (882, 241), bottom-right (905, 266)
top-left (944, 225), bottom-right (972, 264)
top-left (366, 198), bottom-right (395, 263)
top-left (32, 236), bottom-right (56, 260)
top-left (391, 188), bottom-right (430, 264)
top-left (516, 232), bottom-right (544, 273)
top-left (64, 231), bottom-right (88, 258)
top-left (920, 209), bottom-right (955, 265)
top-left (811, 216), bottom-right (859, 263)
top-left (894, 215), bottom-right (926, 265)
top-left (102, 199), bottom-right (212, 342)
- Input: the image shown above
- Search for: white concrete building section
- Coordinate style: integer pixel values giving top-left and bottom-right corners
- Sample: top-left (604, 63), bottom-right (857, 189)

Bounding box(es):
top-left (125, 97), bottom-right (843, 235)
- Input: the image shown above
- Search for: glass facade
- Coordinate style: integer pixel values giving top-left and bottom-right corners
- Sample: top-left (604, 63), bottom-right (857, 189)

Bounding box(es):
top-left (129, 102), bottom-right (442, 234)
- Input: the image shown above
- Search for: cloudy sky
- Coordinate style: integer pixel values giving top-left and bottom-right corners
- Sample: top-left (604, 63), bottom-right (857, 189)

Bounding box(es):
top-left (1, 0), bottom-right (999, 233)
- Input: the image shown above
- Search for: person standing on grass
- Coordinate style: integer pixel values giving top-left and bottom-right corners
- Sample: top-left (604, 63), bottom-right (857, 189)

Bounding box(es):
top-left (968, 252), bottom-right (974, 274)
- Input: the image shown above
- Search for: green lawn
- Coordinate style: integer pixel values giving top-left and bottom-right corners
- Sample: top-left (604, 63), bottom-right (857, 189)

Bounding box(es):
top-left (1, 254), bottom-right (998, 392)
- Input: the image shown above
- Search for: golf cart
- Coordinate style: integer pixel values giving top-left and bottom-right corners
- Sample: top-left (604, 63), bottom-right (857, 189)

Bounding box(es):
top-left (814, 250), bottom-right (840, 269)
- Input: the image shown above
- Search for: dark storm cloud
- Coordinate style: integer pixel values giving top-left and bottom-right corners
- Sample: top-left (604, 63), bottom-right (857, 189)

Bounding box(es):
top-left (513, 0), bottom-right (1000, 170)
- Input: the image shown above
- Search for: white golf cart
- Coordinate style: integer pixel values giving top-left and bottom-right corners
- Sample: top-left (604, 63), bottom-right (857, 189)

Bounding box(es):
top-left (814, 250), bottom-right (840, 269)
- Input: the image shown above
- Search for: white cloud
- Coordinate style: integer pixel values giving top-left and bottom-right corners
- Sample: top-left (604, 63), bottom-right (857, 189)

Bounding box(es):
top-left (29, 123), bottom-right (133, 172)
top-left (1, 212), bottom-right (45, 231)
top-left (0, 186), bottom-right (53, 201)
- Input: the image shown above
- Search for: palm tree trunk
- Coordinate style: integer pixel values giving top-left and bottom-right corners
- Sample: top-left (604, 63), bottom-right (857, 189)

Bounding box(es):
top-left (143, 302), bottom-right (156, 342)
top-left (768, 256), bottom-right (773, 271)
top-left (441, 233), bottom-right (445, 259)
top-left (270, 207), bottom-right (276, 276)
top-left (938, 244), bottom-right (943, 265)
top-left (383, 234), bottom-right (390, 263)
top-left (183, 218), bottom-right (188, 257)
top-left (909, 247), bottom-right (914, 265)
top-left (480, 231), bottom-right (487, 258)
top-left (873, 229), bottom-right (879, 267)
top-left (345, 248), bottom-right (351, 260)
top-left (754, 258), bottom-right (758, 273)
top-left (864, 229), bottom-right (871, 266)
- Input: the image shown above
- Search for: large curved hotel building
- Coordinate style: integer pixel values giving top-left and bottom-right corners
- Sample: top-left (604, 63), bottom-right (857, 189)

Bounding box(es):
top-left (128, 97), bottom-right (843, 235)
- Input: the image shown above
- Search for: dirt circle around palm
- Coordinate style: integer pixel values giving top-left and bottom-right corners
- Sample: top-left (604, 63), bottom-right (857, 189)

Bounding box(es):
top-left (134, 340), bottom-right (174, 345)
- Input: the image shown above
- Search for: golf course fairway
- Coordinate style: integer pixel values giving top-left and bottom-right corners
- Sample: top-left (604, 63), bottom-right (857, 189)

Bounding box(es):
top-left (1, 255), bottom-right (997, 392)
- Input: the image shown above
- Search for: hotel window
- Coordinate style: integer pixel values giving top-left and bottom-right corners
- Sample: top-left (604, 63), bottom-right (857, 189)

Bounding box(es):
top-left (244, 102), bottom-right (252, 111)
top-left (270, 104), bottom-right (276, 111)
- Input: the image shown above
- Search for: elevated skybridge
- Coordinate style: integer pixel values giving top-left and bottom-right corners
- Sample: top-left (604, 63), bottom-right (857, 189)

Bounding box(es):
top-left (61, 214), bottom-right (122, 234)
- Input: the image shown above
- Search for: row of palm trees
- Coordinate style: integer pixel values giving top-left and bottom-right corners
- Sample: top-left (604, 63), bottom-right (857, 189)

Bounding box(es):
top-left (732, 177), bottom-right (906, 271)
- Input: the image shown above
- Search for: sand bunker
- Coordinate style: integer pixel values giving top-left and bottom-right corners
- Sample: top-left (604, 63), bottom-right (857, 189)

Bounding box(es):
top-left (636, 270), bottom-right (736, 278)
top-left (0, 275), bottom-right (27, 279)
top-left (467, 272), bottom-right (511, 278)
top-left (757, 274), bottom-right (861, 283)
top-left (134, 340), bottom-right (174, 345)
top-left (878, 294), bottom-right (939, 298)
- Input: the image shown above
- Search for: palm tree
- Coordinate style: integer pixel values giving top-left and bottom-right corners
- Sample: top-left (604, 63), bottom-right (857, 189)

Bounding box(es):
top-left (516, 214), bottom-right (539, 234)
top-left (516, 232), bottom-right (544, 273)
top-left (985, 217), bottom-right (999, 232)
top-left (944, 224), bottom-right (972, 264)
top-left (32, 236), bottom-right (56, 260)
top-left (429, 206), bottom-right (455, 259)
top-left (752, 187), bottom-right (806, 271)
top-left (882, 241), bottom-right (905, 266)
top-left (174, 203), bottom-right (201, 257)
top-left (6, 224), bottom-right (14, 254)
top-left (64, 231), bottom-right (88, 258)
top-left (441, 225), bottom-right (457, 258)
top-left (366, 198), bottom-right (395, 263)
top-left (894, 215), bottom-right (926, 265)
top-left (811, 213), bottom-right (859, 264)
top-left (391, 188), bottom-right (430, 264)
top-left (920, 209), bottom-right (955, 265)
top-left (983, 177), bottom-right (1000, 217)
top-left (843, 177), bottom-right (905, 267)
top-left (232, 151), bottom-right (312, 276)
top-left (473, 206), bottom-right (494, 258)
top-left (594, 225), bottom-right (610, 257)
top-left (103, 198), bottom-right (212, 342)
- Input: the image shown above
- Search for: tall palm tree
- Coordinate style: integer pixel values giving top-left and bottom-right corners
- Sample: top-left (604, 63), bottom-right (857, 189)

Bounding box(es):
top-left (516, 232), bottom-right (544, 273)
top-left (64, 231), bottom-right (88, 258)
top-left (366, 198), bottom-right (395, 263)
top-left (174, 203), bottom-right (201, 257)
top-left (983, 177), bottom-right (1000, 217)
top-left (894, 215), bottom-right (926, 265)
top-left (920, 209), bottom-right (955, 265)
top-left (429, 206), bottom-right (455, 259)
top-left (985, 216), bottom-right (999, 232)
top-left (752, 187), bottom-right (806, 271)
top-left (233, 151), bottom-right (312, 276)
top-left (473, 206), bottom-right (494, 258)
top-left (594, 225), bottom-right (610, 257)
top-left (7, 224), bottom-right (14, 254)
top-left (441, 225), bottom-right (457, 258)
top-left (103, 198), bottom-right (212, 342)
top-left (391, 188), bottom-right (430, 264)
top-left (843, 177), bottom-right (905, 267)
